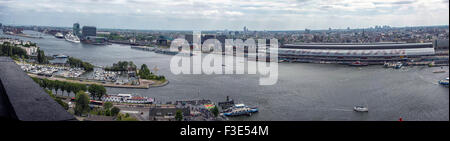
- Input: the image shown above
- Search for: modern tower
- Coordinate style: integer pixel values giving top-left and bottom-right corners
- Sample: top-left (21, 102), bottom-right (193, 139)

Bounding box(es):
top-left (73, 23), bottom-right (80, 37)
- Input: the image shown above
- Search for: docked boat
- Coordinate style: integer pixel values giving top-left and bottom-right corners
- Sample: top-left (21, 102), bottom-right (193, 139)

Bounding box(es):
top-left (101, 93), bottom-right (154, 104)
top-left (64, 32), bottom-right (80, 43)
top-left (55, 32), bottom-right (64, 38)
top-left (353, 106), bottom-right (369, 112)
top-left (348, 61), bottom-right (368, 66)
top-left (394, 62), bottom-right (403, 69)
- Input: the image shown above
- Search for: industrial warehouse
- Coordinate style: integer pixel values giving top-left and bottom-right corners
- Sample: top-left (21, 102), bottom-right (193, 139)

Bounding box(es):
top-left (277, 39), bottom-right (449, 65)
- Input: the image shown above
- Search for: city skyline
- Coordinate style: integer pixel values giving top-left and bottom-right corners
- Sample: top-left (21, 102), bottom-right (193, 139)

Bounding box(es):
top-left (0, 0), bottom-right (449, 31)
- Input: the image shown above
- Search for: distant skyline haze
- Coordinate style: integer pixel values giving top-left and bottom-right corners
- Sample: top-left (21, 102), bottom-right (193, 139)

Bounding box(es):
top-left (0, 0), bottom-right (448, 30)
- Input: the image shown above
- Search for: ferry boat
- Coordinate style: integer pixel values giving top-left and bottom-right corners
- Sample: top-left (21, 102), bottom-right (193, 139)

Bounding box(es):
top-left (101, 93), bottom-right (154, 104)
top-left (439, 77), bottom-right (449, 86)
top-left (221, 104), bottom-right (258, 116)
top-left (55, 32), bottom-right (64, 38)
top-left (353, 106), bottom-right (369, 112)
top-left (348, 61), bottom-right (368, 66)
top-left (64, 32), bottom-right (80, 43)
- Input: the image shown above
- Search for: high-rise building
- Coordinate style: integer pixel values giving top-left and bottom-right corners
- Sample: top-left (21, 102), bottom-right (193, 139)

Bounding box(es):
top-left (82, 26), bottom-right (96, 38)
top-left (0, 23), bottom-right (2, 29)
top-left (73, 23), bottom-right (80, 37)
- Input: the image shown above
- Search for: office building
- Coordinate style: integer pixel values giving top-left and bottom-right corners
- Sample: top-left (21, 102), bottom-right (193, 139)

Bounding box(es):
top-left (82, 26), bottom-right (96, 38)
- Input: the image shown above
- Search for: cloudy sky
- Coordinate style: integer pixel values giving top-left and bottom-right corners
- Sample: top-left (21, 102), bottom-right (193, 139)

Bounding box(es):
top-left (0, 0), bottom-right (448, 30)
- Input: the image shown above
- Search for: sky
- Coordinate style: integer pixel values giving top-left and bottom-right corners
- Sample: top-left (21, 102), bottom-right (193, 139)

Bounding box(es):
top-left (0, 0), bottom-right (449, 30)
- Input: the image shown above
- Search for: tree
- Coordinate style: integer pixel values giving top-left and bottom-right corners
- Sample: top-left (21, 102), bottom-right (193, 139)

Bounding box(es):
top-left (37, 49), bottom-right (48, 64)
top-left (175, 110), bottom-right (183, 121)
top-left (139, 64), bottom-right (150, 76)
top-left (211, 106), bottom-right (219, 117)
top-left (60, 82), bottom-right (66, 96)
top-left (74, 91), bottom-right (90, 116)
top-left (103, 102), bottom-right (113, 110)
top-left (54, 80), bottom-right (60, 95)
top-left (128, 61), bottom-right (136, 71)
top-left (72, 84), bottom-right (80, 95)
top-left (88, 84), bottom-right (106, 100)
top-left (79, 84), bottom-right (87, 92)
top-left (111, 107), bottom-right (120, 116)
top-left (67, 57), bottom-right (94, 71)
top-left (47, 79), bottom-right (54, 92)
top-left (65, 83), bottom-right (73, 97)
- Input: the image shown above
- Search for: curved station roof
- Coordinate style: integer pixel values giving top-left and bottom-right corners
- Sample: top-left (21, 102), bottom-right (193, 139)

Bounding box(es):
top-left (277, 48), bottom-right (435, 57)
top-left (276, 43), bottom-right (435, 57)
top-left (281, 43), bottom-right (433, 50)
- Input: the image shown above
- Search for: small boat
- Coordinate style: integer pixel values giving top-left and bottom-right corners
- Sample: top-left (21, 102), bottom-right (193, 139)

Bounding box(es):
top-left (55, 32), bottom-right (64, 38)
top-left (353, 106), bottom-right (369, 112)
top-left (54, 54), bottom-right (68, 58)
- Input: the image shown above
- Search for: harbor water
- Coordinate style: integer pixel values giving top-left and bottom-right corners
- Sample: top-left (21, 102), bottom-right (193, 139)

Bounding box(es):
top-left (2, 30), bottom-right (448, 121)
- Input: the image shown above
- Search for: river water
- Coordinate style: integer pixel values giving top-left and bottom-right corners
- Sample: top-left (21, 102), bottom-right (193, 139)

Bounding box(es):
top-left (2, 30), bottom-right (448, 121)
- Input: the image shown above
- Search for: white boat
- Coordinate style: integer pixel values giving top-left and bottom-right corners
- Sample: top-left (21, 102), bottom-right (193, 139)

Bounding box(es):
top-left (101, 93), bottom-right (154, 104)
top-left (64, 32), bottom-right (80, 43)
top-left (353, 106), bottom-right (369, 112)
top-left (55, 32), bottom-right (64, 38)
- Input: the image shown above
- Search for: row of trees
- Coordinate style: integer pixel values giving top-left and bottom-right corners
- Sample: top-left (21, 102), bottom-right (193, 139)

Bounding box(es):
top-left (32, 77), bottom-right (87, 97)
top-left (67, 57), bottom-right (94, 71)
top-left (31, 78), bottom-right (106, 100)
top-left (139, 64), bottom-right (165, 81)
top-left (105, 61), bottom-right (136, 72)
top-left (0, 42), bottom-right (29, 59)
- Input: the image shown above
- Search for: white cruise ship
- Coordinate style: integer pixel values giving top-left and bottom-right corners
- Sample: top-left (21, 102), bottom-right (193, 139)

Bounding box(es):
top-left (64, 32), bottom-right (80, 43)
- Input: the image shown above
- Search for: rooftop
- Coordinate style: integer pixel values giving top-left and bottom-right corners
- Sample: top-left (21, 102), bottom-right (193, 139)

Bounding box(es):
top-left (0, 57), bottom-right (75, 121)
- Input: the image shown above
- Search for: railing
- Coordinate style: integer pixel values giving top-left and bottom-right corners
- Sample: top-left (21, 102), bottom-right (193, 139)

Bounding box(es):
top-left (0, 57), bottom-right (75, 121)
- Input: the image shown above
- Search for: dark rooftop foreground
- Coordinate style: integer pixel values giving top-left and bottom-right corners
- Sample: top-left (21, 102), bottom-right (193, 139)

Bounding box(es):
top-left (0, 57), bottom-right (75, 121)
